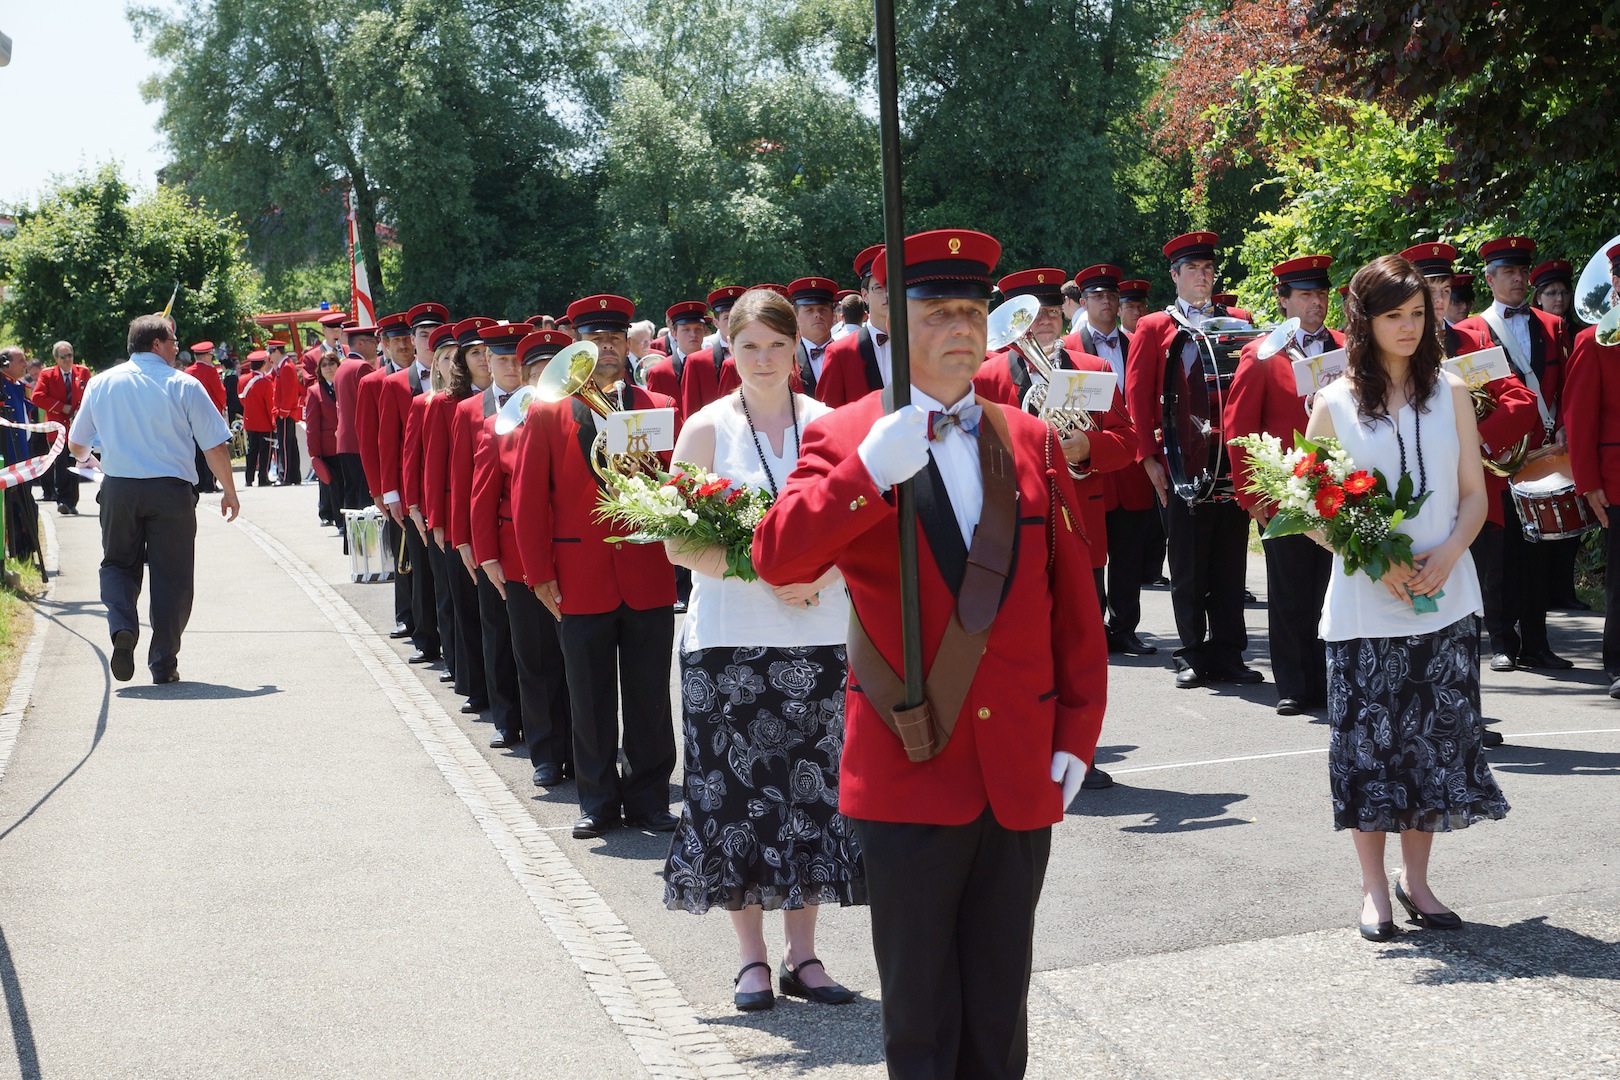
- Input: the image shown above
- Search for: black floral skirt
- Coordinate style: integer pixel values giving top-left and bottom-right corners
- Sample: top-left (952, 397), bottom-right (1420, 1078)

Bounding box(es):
top-left (1327, 615), bottom-right (1510, 832)
top-left (663, 643), bottom-right (867, 914)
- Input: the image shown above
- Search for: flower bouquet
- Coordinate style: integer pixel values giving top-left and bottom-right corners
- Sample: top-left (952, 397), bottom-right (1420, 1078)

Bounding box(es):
top-left (1228, 431), bottom-right (1441, 613)
top-left (595, 463), bottom-right (774, 581)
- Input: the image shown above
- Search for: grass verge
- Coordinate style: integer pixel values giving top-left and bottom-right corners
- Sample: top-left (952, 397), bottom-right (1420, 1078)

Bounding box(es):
top-left (0, 556), bottom-right (47, 696)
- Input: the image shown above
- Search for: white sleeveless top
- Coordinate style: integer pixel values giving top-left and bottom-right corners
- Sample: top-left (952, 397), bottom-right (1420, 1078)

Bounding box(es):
top-left (1316, 374), bottom-right (1483, 642)
top-left (680, 393), bottom-right (850, 651)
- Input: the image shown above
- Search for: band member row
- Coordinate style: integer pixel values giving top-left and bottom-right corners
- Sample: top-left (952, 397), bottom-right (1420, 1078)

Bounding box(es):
top-left (816, 244), bottom-right (891, 407)
top-left (363, 312), bottom-right (416, 641)
top-left (1125, 231), bottom-right (1262, 689)
top-left (403, 327), bottom-right (461, 690)
top-left (679, 286), bottom-right (746, 419)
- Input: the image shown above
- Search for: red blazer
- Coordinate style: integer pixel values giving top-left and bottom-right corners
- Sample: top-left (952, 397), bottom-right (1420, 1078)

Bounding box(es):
top-left (471, 412), bottom-right (524, 579)
top-left (510, 385), bottom-right (678, 612)
top-left (449, 390), bottom-right (494, 551)
top-left (333, 358), bottom-right (375, 455)
top-left (1441, 322), bottom-right (1537, 530)
top-left (356, 364), bottom-right (395, 498)
top-left (274, 362), bottom-right (303, 417)
top-left (32, 363), bottom-right (91, 427)
top-left (184, 361), bottom-right (228, 414)
top-left (972, 345), bottom-right (1135, 568)
top-left (238, 370), bottom-right (277, 433)
top-left (376, 363), bottom-right (426, 501)
top-left (1068, 327), bottom-right (1156, 512)
top-left (1564, 324), bottom-right (1620, 500)
top-left (1455, 307), bottom-right (1566, 430)
top-left (679, 342), bottom-right (738, 420)
top-left (815, 325), bottom-right (887, 408)
top-left (1223, 329), bottom-right (1345, 514)
top-left (640, 353), bottom-right (683, 408)
top-left (303, 382), bottom-right (339, 458)
top-left (753, 393), bottom-right (1107, 829)
top-left (401, 391), bottom-right (433, 513)
top-left (420, 392), bottom-right (459, 531)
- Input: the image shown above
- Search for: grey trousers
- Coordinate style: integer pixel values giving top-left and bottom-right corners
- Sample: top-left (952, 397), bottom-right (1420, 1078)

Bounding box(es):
top-left (98, 476), bottom-right (198, 677)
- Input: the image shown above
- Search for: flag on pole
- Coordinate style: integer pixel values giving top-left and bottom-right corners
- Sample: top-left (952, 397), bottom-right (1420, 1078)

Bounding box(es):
top-left (345, 185), bottom-right (377, 326)
top-left (161, 281), bottom-right (178, 319)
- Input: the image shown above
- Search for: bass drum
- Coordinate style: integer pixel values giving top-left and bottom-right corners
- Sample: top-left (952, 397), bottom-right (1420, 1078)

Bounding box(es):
top-left (1161, 317), bottom-right (1265, 505)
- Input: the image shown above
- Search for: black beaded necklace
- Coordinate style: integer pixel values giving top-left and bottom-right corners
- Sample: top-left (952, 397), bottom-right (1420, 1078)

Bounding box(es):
top-left (738, 388), bottom-right (800, 500)
top-left (1393, 399), bottom-right (1428, 498)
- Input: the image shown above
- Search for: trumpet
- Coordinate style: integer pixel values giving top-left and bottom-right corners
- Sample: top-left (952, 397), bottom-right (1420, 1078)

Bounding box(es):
top-left (533, 340), bottom-right (665, 487)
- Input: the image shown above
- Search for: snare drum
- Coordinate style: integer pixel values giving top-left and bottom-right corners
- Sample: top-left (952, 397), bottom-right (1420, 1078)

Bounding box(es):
top-left (1509, 446), bottom-right (1598, 542)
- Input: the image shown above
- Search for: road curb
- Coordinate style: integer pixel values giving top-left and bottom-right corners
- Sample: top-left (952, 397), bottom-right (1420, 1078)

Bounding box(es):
top-left (0, 506), bottom-right (59, 785)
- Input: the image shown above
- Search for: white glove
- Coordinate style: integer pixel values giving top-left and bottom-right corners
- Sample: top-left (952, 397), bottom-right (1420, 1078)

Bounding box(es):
top-left (1051, 751), bottom-right (1087, 809)
top-left (857, 404), bottom-right (931, 490)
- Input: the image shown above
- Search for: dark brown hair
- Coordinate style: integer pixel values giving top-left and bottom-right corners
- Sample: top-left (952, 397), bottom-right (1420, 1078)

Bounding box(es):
top-left (727, 287), bottom-right (798, 341)
top-left (1344, 255), bottom-right (1443, 423)
top-left (448, 344), bottom-right (479, 401)
top-left (127, 314), bottom-right (174, 355)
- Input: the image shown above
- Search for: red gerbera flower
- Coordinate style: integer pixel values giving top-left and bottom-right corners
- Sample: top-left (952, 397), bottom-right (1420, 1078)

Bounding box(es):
top-left (1293, 452), bottom-right (1317, 478)
top-left (1343, 471), bottom-right (1375, 495)
top-left (1315, 484), bottom-right (1345, 518)
top-left (725, 489), bottom-right (742, 504)
top-left (697, 478), bottom-right (730, 498)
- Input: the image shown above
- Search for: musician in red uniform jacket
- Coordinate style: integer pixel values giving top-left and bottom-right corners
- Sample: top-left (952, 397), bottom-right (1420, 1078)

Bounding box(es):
top-left (1124, 231), bottom-right (1260, 688)
top-left (332, 323), bottom-right (379, 509)
top-left (678, 286), bottom-right (746, 419)
top-left (419, 324), bottom-right (472, 695)
top-left (1455, 235), bottom-right (1573, 671)
top-left (785, 276), bottom-right (838, 397)
top-left (755, 230), bottom-right (1106, 1080)
top-left (184, 342), bottom-right (228, 494)
top-left (816, 244), bottom-right (891, 408)
top-left (1558, 241), bottom-right (1620, 695)
top-left (304, 350), bottom-right (342, 526)
top-left (266, 342), bottom-right (302, 486)
top-left (474, 329), bottom-right (575, 785)
top-left (32, 341), bottom-right (93, 514)
top-left (513, 294), bottom-right (679, 841)
top-left (1224, 256), bottom-right (1342, 714)
top-left (238, 351), bottom-right (277, 487)
top-left (640, 300), bottom-right (707, 409)
top-left (364, 312), bottom-right (418, 639)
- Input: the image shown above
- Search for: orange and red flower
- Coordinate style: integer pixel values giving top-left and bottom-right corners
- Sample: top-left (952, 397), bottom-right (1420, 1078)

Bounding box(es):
top-left (1293, 451), bottom-right (1317, 478)
top-left (1343, 470), bottom-right (1375, 496)
top-left (696, 478), bottom-right (730, 498)
top-left (1315, 484), bottom-right (1345, 518)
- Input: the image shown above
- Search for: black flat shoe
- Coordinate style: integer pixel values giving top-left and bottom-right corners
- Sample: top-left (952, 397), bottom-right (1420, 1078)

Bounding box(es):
top-left (1276, 697), bottom-right (1303, 716)
top-left (532, 763), bottom-right (563, 787)
top-left (1217, 665), bottom-right (1265, 685)
top-left (489, 731), bottom-right (514, 749)
top-left (389, 625), bottom-right (413, 640)
top-left (572, 812), bottom-right (620, 839)
top-left (1489, 653), bottom-right (1517, 672)
top-left (734, 961), bottom-right (775, 1011)
top-left (1517, 650), bottom-right (1574, 671)
top-left (110, 629), bottom-right (136, 683)
top-left (408, 650), bottom-right (438, 664)
top-left (1481, 728), bottom-right (1504, 748)
top-left (1609, 676), bottom-right (1620, 700)
top-left (1175, 667), bottom-right (1206, 689)
top-left (152, 670), bottom-right (180, 685)
top-left (779, 959), bottom-right (854, 1005)
top-left (438, 670), bottom-right (456, 683)
top-left (624, 809), bottom-right (679, 832)
top-left (1081, 766), bottom-right (1114, 790)
top-left (1359, 920), bottom-right (1398, 942)
top-left (1394, 881), bottom-right (1462, 929)
top-left (461, 698), bottom-right (488, 714)
top-left (1109, 631), bottom-right (1158, 656)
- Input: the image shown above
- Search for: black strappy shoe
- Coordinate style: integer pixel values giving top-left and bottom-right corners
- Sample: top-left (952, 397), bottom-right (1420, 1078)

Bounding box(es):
top-left (779, 958), bottom-right (855, 1005)
top-left (1395, 881), bottom-right (1462, 930)
top-left (733, 961), bottom-right (775, 1011)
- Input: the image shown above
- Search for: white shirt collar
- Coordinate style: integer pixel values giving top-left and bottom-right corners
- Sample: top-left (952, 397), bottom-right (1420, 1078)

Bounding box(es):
top-left (911, 385), bottom-right (976, 414)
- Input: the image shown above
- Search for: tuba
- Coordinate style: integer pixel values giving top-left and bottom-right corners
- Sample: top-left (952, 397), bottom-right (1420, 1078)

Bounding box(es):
top-left (987, 294), bottom-right (1098, 478)
top-left (533, 340), bottom-right (665, 486)
top-left (1575, 235), bottom-right (1620, 347)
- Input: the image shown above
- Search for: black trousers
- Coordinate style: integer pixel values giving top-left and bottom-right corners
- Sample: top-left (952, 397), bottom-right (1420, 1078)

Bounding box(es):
top-left (1164, 496), bottom-right (1250, 672)
top-left (508, 582), bottom-right (573, 769)
top-left (1480, 491), bottom-right (1552, 656)
top-left (557, 603), bottom-right (675, 819)
top-left (316, 457), bottom-right (341, 525)
top-left (336, 452), bottom-right (370, 509)
top-left (1104, 506), bottom-right (1155, 637)
top-left (1140, 504), bottom-right (1167, 584)
top-left (853, 810), bottom-right (1050, 1080)
top-left (387, 516), bottom-right (412, 631)
top-left (193, 446), bottom-right (216, 494)
top-left (1602, 526), bottom-right (1620, 677)
top-left (445, 551), bottom-right (486, 701)
top-left (426, 537), bottom-right (458, 680)
top-left (405, 521), bottom-right (439, 655)
top-left (98, 476), bottom-right (197, 677)
top-left (244, 430), bottom-right (273, 487)
top-left (1545, 535), bottom-right (1581, 606)
top-left (477, 570), bottom-right (520, 739)
top-left (1262, 533), bottom-right (1332, 704)
top-left (4, 485), bottom-right (41, 564)
top-left (275, 416), bottom-right (301, 484)
top-left (33, 430), bottom-right (55, 502)
top-left (50, 444), bottom-right (80, 509)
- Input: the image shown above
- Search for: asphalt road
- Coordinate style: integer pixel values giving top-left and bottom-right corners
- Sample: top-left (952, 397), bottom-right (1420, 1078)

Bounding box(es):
top-left (1, 480), bottom-right (1616, 1079)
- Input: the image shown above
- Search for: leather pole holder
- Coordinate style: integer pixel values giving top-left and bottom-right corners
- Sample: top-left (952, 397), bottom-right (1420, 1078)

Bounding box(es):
top-left (847, 401), bottom-right (1018, 762)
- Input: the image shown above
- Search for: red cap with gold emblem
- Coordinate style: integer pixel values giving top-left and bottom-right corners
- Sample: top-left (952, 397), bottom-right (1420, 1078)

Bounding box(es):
top-left (482, 322), bottom-right (534, 355)
top-left (378, 312), bottom-right (412, 338)
top-left (1118, 279), bottom-right (1151, 302)
top-left (1529, 260), bottom-right (1573, 289)
top-left (406, 302), bottom-right (450, 329)
top-left (750, 283), bottom-right (791, 299)
top-left (1399, 242), bottom-right (1459, 278)
top-left (1450, 273), bottom-right (1477, 303)
top-left (428, 324), bottom-right (458, 352)
top-left (344, 321), bottom-right (379, 338)
top-left (835, 289), bottom-right (860, 302)
top-left (1163, 231), bottom-right (1219, 267)
top-left (665, 301), bottom-right (708, 326)
top-left (247, 349), bottom-right (269, 364)
top-left (1479, 236), bottom-right (1535, 268)
top-left (788, 277), bottom-right (838, 306)
top-left (567, 294), bottom-right (634, 335)
top-left (265, 340), bottom-right (288, 352)
top-left (189, 341), bottom-right (215, 354)
top-left (872, 229), bottom-right (1002, 299)
top-left (853, 244), bottom-right (885, 285)
top-left (997, 268), bottom-right (1066, 307)
top-left (452, 317), bottom-right (497, 348)
top-left (1074, 265), bottom-right (1123, 294)
top-left (1271, 255), bottom-right (1333, 291)
top-left (706, 286), bottom-right (746, 313)
top-left (318, 311), bottom-right (349, 327)
top-left (519, 330), bottom-right (571, 367)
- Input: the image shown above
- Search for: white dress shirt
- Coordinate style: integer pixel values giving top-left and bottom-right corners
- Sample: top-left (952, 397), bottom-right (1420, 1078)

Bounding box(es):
top-left (1089, 325), bottom-right (1125, 379)
top-left (1175, 297), bottom-right (1211, 372)
top-left (1492, 298), bottom-right (1533, 365)
top-left (1294, 329), bottom-right (1327, 358)
top-left (915, 386), bottom-right (983, 547)
top-left (806, 339), bottom-right (831, 381)
top-left (872, 328), bottom-right (893, 388)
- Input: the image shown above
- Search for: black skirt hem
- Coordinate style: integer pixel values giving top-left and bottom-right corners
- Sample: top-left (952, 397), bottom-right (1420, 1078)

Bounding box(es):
top-left (663, 880), bottom-right (869, 915)
top-left (1334, 800), bottom-right (1510, 834)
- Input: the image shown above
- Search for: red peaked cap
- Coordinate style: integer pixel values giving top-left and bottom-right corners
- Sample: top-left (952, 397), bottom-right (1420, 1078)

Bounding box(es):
top-left (706, 286), bottom-right (746, 312)
top-left (665, 301), bottom-right (708, 326)
top-left (1117, 279), bottom-right (1151, 302)
top-left (853, 244), bottom-right (884, 284)
top-left (788, 277), bottom-right (838, 306)
top-left (871, 230), bottom-right (1002, 299)
top-left (1450, 273), bottom-right (1477, 301)
top-left (1608, 242), bottom-right (1620, 274)
top-left (482, 322), bottom-right (535, 355)
top-left (265, 340), bottom-right (288, 351)
top-left (452, 317), bottom-right (497, 348)
top-left (407, 302), bottom-right (450, 328)
top-left (1479, 236), bottom-right (1535, 267)
top-left (189, 341), bottom-right (215, 353)
top-left (1399, 243), bottom-right (1459, 279)
top-left (344, 322), bottom-right (379, 337)
top-left (1529, 260), bottom-right (1573, 288)
top-left (519, 330), bottom-right (571, 366)
top-left (1074, 265), bottom-right (1123, 293)
top-left (428, 324), bottom-right (459, 351)
top-left (1270, 255), bottom-right (1333, 291)
top-left (997, 268), bottom-right (1066, 306)
top-left (317, 312), bottom-right (349, 327)
top-left (750, 283), bottom-right (790, 298)
top-left (1164, 231), bottom-right (1218, 266)
top-left (566, 295), bottom-right (634, 335)
top-left (377, 312), bottom-right (412, 338)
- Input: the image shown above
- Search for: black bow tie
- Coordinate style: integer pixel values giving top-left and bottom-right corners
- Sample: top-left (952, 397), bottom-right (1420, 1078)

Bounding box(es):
top-left (874, 332), bottom-right (888, 347)
top-left (1504, 304), bottom-right (1533, 318)
top-left (497, 392), bottom-right (513, 408)
top-left (1302, 328), bottom-right (1333, 345)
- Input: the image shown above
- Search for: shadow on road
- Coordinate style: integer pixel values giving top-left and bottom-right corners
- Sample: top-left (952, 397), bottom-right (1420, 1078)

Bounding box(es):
top-left (1069, 780), bottom-right (1251, 833)
top-left (1383, 915), bottom-right (1620, 984)
top-left (1484, 742), bottom-right (1620, 776)
top-left (116, 682), bottom-right (281, 700)
top-left (0, 926), bottom-right (42, 1080)
top-left (703, 996), bottom-right (886, 1071)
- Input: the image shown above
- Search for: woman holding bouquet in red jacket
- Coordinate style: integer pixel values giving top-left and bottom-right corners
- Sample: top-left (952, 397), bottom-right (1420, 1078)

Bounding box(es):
top-left (1306, 254), bottom-right (1507, 943)
top-left (659, 287), bottom-right (865, 1012)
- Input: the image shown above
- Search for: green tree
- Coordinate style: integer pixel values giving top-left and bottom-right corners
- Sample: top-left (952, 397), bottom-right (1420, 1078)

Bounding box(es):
top-left (0, 164), bottom-right (260, 366)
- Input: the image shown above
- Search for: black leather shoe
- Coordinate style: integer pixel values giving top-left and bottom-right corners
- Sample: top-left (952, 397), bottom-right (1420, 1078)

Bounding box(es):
top-left (438, 670), bottom-right (456, 683)
top-left (532, 763), bottom-right (564, 787)
top-left (624, 809), bottom-right (679, 832)
top-left (1175, 667), bottom-right (1206, 689)
top-left (1244, 590), bottom-right (1258, 603)
top-left (673, 600), bottom-right (688, 614)
top-left (1081, 766), bottom-right (1114, 790)
top-left (1109, 631), bottom-right (1158, 656)
top-left (1276, 698), bottom-right (1303, 716)
top-left (1482, 728), bottom-right (1504, 748)
top-left (1517, 650), bottom-right (1574, 670)
top-left (1395, 880), bottom-right (1462, 929)
top-left (1489, 653), bottom-right (1517, 672)
top-left (152, 670), bottom-right (180, 685)
top-left (1220, 665), bottom-right (1265, 684)
top-left (572, 812), bottom-right (620, 839)
top-left (489, 731), bottom-right (514, 749)
top-left (389, 624), bottom-right (413, 639)
top-left (408, 650), bottom-right (438, 664)
top-left (460, 698), bottom-right (488, 714)
top-left (779, 959), bottom-right (854, 1005)
top-left (1359, 920), bottom-right (1398, 942)
top-left (1609, 676), bottom-right (1620, 700)
top-left (734, 961), bottom-right (775, 1011)
top-left (110, 629), bottom-right (136, 683)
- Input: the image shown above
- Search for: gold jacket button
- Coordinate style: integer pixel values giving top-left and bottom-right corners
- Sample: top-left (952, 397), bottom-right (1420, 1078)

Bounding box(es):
top-left (850, 495), bottom-right (868, 511)
top-left (614, 542), bottom-right (623, 550)
top-left (977, 707), bottom-right (991, 720)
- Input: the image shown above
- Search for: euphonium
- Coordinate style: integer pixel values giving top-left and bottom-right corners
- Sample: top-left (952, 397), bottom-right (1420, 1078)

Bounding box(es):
top-left (533, 340), bottom-right (665, 486)
top-left (987, 294), bottom-right (1099, 478)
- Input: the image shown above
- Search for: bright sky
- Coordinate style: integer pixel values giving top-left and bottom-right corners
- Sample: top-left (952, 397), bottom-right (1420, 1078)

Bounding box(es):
top-left (0, 0), bottom-right (170, 207)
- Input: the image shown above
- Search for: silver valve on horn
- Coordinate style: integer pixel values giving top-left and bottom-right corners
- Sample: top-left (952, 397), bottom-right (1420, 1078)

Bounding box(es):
top-left (987, 294), bottom-right (1098, 441)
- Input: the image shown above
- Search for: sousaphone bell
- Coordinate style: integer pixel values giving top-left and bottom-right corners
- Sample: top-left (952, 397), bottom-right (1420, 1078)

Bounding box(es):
top-left (531, 339), bottom-right (665, 486)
